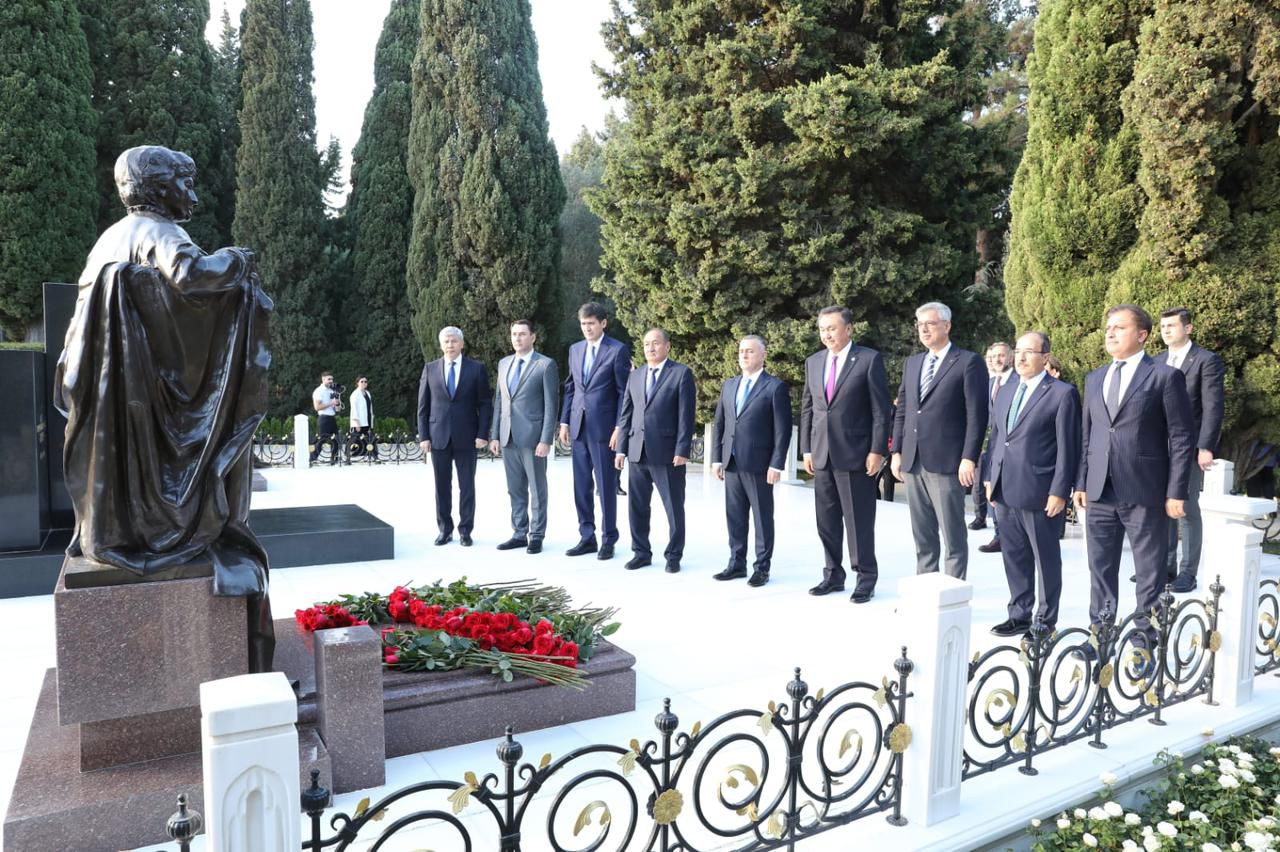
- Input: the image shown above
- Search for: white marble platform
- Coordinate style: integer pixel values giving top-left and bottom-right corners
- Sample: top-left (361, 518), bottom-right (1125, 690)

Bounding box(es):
top-left (1, 456), bottom-right (1276, 850)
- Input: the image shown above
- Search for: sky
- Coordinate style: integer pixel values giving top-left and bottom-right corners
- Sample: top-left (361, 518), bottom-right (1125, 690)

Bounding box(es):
top-left (207, 0), bottom-right (618, 198)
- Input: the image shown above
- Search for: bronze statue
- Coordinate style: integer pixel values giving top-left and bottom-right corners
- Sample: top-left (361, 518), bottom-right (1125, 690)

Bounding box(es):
top-left (54, 146), bottom-right (275, 672)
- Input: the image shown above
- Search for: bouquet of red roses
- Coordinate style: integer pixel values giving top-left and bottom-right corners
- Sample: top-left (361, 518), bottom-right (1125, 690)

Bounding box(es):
top-left (295, 578), bottom-right (620, 690)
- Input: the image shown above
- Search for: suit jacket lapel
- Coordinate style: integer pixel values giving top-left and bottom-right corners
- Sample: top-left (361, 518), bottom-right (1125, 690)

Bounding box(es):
top-left (736, 372), bottom-right (767, 417)
top-left (831, 349), bottom-right (858, 400)
top-left (1009, 377), bottom-right (1052, 433)
top-left (921, 350), bottom-right (960, 402)
top-left (1114, 356), bottom-right (1153, 419)
top-left (582, 338), bottom-right (604, 388)
top-left (1180, 343), bottom-right (1198, 374)
top-left (510, 352), bottom-right (537, 397)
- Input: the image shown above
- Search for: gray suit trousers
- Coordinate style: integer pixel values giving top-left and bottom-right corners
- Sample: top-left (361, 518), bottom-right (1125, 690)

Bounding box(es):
top-left (503, 446), bottom-right (548, 540)
top-left (1166, 463), bottom-right (1204, 578)
top-left (905, 465), bottom-right (969, 580)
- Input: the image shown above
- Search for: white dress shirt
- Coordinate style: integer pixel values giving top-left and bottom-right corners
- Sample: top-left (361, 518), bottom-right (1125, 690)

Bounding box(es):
top-left (1165, 341), bottom-right (1192, 369)
top-left (1103, 350), bottom-right (1146, 405)
top-left (919, 341), bottom-right (952, 387)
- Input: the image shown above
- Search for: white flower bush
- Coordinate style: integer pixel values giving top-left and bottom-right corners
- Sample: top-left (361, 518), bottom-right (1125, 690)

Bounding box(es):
top-left (1028, 739), bottom-right (1280, 851)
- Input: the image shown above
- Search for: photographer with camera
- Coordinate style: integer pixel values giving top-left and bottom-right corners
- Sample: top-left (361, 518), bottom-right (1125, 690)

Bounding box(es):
top-left (310, 370), bottom-right (343, 464)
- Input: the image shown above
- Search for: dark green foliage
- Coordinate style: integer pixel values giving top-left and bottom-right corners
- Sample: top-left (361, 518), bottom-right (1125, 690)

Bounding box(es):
top-left (235, 0), bottom-right (333, 416)
top-left (208, 6), bottom-right (241, 246)
top-left (591, 0), bottom-right (1021, 417)
top-left (1005, 0), bottom-right (1280, 470)
top-left (407, 0), bottom-right (566, 370)
top-left (85, 0), bottom-right (229, 248)
top-left (0, 0), bottom-right (97, 339)
top-left (344, 0), bottom-right (421, 421)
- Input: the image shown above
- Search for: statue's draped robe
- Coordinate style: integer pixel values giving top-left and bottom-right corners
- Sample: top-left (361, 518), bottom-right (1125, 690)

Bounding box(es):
top-left (54, 213), bottom-right (274, 664)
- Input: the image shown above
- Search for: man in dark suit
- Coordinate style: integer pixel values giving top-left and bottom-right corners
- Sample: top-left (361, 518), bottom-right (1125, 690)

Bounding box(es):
top-left (559, 302), bottom-right (631, 560)
top-left (1074, 304), bottom-right (1194, 631)
top-left (710, 335), bottom-right (792, 587)
top-left (490, 320), bottom-right (559, 554)
top-left (891, 301), bottom-right (989, 580)
top-left (615, 328), bottom-right (696, 573)
top-left (417, 326), bottom-right (493, 547)
top-left (984, 332), bottom-right (1081, 636)
top-left (1158, 307), bottom-right (1225, 593)
top-left (801, 306), bottom-right (891, 602)
top-left (974, 342), bottom-right (1013, 553)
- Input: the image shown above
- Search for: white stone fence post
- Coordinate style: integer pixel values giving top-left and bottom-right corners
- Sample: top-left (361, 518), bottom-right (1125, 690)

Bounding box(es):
top-left (293, 413), bottom-right (310, 470)
top-left (201, 672), bottom-right (301, 852)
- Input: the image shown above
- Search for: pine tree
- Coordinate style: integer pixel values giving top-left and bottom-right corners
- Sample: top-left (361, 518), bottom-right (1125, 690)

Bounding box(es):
top-left (85, 0), bottom-right (226, 248)
top-left (235, 0), bottom-right (332, 415)
top-left (0, 0), bottom-right (97, 339)
top-left (407, 0), bottom-right (566, 370)
top-left (344, 0), bottom-right (421, 421)
top-left (208, 4), bottom-right (241, 246)
top-left (1005, 0), bottom-right (1280, 465)
top-left (591, 0), bottom-right (1019, 415)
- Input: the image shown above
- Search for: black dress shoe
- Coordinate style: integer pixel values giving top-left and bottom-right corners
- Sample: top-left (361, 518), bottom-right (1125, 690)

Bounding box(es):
top-left (460, 534), bottom-right (473, 547)
top-left (978, 538), bottom-right (1002, 553)
top-left (597, 544), bottom-right (615, 560)
top-left (526, 540), bottom-right (543, 554)
top-left (1171, 572), bottom-right (1197, 593)
top-left (747, 571), bottom-right (769, 587)
top-left (625, 555), bottom-right (651, 570)
top-left (850, 589), bottom-right (875, 604)
top-left (968, 518), bottom-right (987, 530)
top-left (566, 538), bottom-right (598, 556)
top-left (713, 567), bottom-right (747, 581)
top-left (990, 618), bottom-right (1031, 637)
top-left (434, 533), bottom-right (452, 546)
top-left (496, 537), bottom-right (528, 551)
top-left (808, 580), bottom-right (845, 596)
top-left (665, 559), bottom-right (681, 574)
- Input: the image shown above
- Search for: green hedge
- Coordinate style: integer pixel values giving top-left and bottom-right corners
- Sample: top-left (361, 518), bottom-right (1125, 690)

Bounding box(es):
top-left (0, 342), bottom-right (44, 351)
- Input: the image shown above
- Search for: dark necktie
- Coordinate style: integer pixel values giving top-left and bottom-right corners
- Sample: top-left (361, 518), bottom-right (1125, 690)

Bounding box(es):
top-left (1105, 361), bottom-right (1123, 419)
top-left (646, 367), bottom-right (658, 401)
top-left (508, 358), bottom-right (523, 395)
top-left (1006, 382), bottom-right (1027, 431)
top-left (921, 354), bottom-right (938, 398)
top-left (447, 360), bottom-right (457, 398)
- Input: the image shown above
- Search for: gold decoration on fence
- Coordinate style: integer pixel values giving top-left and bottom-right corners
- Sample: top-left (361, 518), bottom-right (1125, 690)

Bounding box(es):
top-left (1209, 631), bottom-right (1222, 653)
top-left (353, 797), bottom-right (387, 822)
top-left (873, 677), bottom-right (890, 709)
top-left (1099, 663), bottom-right (1114, 689)
top-left (574, 801), bottom-right (611, 836)
top-left (985, 688), bottom-right (1017, 714)
top-left (653, 789), bottom-right (683, 825)
top-left (723, 764), bottom-right (760, 790)
top-left (889, 723), bottom-right (913, 753)
top-left (765, 812), bottom-right (784, 838)
top-left (1262, 612), bottom-right (1276, 629)
top-left (1011, 731), bottom-right (1026, 754)
top-left (758, 702), bottom-right (776, 736)
top-left (447, 771), bottom-right (480, 815)
top-left (1144, 687), bottom-right (1159, 707)
top-left (1070, 665), bottom-right (1083, 684)
top-left (737, 802), bottom-right (760, 821)
top-left (815, 687), bottom-right (826, 702)
top-left (690, 720), bottom-right (702, 738)
top-left (618, 739), bottom-right (640, 777)
top-left (838, 729), bottom-right (864, 760)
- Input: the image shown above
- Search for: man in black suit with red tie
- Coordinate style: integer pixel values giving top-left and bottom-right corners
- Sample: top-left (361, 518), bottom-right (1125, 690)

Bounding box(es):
top-left (891, 302), bottom-right (989, 580)
top-left (1074, 305), bottom-right (1194, 633)
top-left (710, 335), bottom-right (792, 587)
top-left (984, 332), bottom-right (1081, 636)
top-left (801, 306), bottom-right (892, 603)
top-left (615, 328), bottom-right (696, 573)
top-left (1158, 307), bottom-right (1225, 593)
top-left (417, 326), bottom-right (493, 547)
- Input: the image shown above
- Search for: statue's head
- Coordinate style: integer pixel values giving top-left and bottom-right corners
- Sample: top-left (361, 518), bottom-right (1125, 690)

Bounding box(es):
top-left (115, 146), bottom-right (198, 222)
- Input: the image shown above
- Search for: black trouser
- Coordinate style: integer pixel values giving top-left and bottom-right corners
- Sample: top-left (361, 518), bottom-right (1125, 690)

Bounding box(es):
top-left (311, 415), bottom-right (339, 464)
top-left (350, 426), bottom-right (374, 458)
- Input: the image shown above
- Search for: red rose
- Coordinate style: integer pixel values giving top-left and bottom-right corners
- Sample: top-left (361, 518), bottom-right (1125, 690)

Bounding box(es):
top-left (514, 627), bottom-right (533, 645)
top-left (533, 634), bottom-right (554, 655)
top-left (536, 619), bottom-right (554, 635)
top-left (446, 616), bottom-right (463, 632)
top-left (383, 651), bottom-right (399, 665)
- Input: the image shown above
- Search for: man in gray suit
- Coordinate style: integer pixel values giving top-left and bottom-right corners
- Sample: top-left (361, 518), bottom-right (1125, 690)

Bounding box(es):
top-left (489, 320), bottom-right (559, 554)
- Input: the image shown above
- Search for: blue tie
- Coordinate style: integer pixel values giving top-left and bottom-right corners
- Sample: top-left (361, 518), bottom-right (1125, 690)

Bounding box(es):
top-left (736, 378), bottom-right (752, 415)
top-left (1006, 382), bottom-right (1027, 431)
top-left (508, 358), bottom-right (523, 395)
top-left (920, 354), bottom-right (938, 398)
top-left (447, 360), bottom-right (457, 398)
top-left (583, 344), bottom-right (596, 384)
top-left (646, 367), bottom-right (658, 401)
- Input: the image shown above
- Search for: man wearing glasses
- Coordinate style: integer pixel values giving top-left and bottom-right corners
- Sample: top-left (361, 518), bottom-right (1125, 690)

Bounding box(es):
top-left (891, 302), bottom-right (989, 580)
top-left (983, 332), bottom-right (1081, 636)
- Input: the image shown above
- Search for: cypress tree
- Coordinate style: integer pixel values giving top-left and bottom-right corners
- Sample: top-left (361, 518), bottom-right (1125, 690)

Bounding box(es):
top-left (407, 0), bottom-right (566, 370)
top-left (235, 0), bottom-right (332, 415)
top-left (1005, 0), bottom-right (1280, 464)
top-left (591, 0), bottom-right (1019, 414)
top-left (86, 0), bottom-right (227, 248)
top-left (208, 5), bottom-right (241, 246)
top-left (344, 0), bottom-right (421, 420)
top-left (0, 0), bottom-right (97, 339)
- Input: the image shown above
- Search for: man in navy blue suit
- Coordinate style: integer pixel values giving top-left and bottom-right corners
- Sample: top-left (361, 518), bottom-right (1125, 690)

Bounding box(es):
top-left (710, 336), bottom-right (792, 587)
top-left (615, 328), bottom-right (696, 573)
top-left (417, 326), bottom-right (493, 547)
top-left (984, 332), bottom-right (1081, 636)
top-left (891, 302), bottom-right (989, 580)
top-left (1074, 304), bottom-right (1194, 631)
top-left (801, 306), bottom-right (892, 602)
top-left (1158, 307), bottom-right (1225, 593)
top-left (559, 303), bottom-right (631, 560)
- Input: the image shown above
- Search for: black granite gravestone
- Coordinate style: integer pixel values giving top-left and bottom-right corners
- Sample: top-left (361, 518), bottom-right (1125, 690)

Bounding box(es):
top-left (0, 349), bottom-right (50, 550)
top-left (43, 282), bottom-right (78, 528)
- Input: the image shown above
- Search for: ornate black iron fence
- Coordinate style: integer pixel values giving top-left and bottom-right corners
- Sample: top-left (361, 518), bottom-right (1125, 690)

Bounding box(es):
top-left (1257, 578), bottom-right (1280, 675)
top-left (253, 433), bottom-right (512, 467)
top-left (298, 654), bottom-right (912, 851)
top-left (963, 580), bottom-right (1223, 780)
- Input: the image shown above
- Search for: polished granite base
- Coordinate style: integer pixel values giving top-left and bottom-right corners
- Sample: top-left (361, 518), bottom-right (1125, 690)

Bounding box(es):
top-left (274, 619), bottom-right (637, 759)
top-left (0, 503), bottom-right (394, 598)
top-left (2, 670), bottom-right (330, 852)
